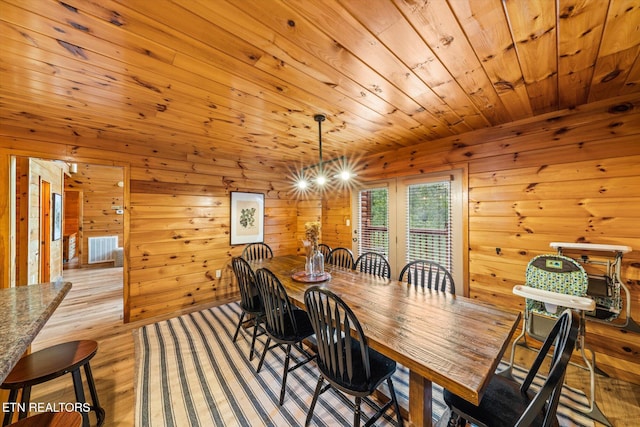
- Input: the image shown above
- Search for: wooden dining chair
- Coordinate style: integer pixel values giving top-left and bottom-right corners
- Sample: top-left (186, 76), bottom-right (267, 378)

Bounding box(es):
top-left (318, 243), bottom-right (332, 260)
top-left (255, 268), bottom-right (316, 405)
top-left (231, 257), bottom-right (265, 361)
top-left (354, 252), bottom-right (391, 278)
top-left (398, 259), bottom-right (455, 294)
top-left (7, 411), bottom-right (82, 427)
top-left (443, 309), bottom-right (579, 427)
top-left (327, 247), bottom-right (355, 269)
top-left (241, 242), bottom-right (273, 261)
top-left (304, 286), bottom-right (404, 427)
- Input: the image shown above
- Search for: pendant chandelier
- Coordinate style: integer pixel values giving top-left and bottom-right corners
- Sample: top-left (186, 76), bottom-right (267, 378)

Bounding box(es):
top-left (294, 114), bottom-right (356, 190)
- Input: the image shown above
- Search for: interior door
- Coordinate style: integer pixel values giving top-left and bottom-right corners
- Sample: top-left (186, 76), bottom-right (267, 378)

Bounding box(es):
top-left (40, 179), bottom-right (51, 283)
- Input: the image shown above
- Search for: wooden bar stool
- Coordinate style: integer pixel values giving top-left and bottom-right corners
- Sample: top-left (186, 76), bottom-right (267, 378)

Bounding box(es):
top-left (1, 341), bottom-right (105, 427)
top-left (8, 411), bottom-right (82, 427)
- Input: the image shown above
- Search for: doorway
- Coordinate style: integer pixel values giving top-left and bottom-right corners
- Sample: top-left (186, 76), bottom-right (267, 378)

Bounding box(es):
top-left (40, 180), bottom-right (51, 283)
top-left (13, 157), bottom-right (66, 285)
top-left (9, 156), bottom-right (126, 315)
top-left (352, 169), bottom-right (464, 293)
top-left (62, 189), bottom-right (82, 267)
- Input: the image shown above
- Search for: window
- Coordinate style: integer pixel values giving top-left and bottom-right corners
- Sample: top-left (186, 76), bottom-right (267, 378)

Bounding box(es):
top-left (405, 181), bottom-right (452, 272)
top-left (358, 187), bottom-right (389, 258)
top-left (353, 170), bottom-right (463, 292)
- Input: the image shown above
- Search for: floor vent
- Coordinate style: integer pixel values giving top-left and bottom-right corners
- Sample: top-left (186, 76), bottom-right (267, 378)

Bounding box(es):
top-left (88, 236), bottom-right (118, 264)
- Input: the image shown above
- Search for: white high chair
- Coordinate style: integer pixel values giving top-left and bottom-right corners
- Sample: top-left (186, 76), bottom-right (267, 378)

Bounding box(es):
top-left (550, 242), bottom-right (637, 332)
top-left (501, 252), bottom-right (611, 426)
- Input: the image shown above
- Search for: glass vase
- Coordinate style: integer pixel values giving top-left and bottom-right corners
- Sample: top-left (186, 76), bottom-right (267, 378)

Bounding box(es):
top-left (310, 248), bottom-right (325, 277)
top-left (305, 253), bottom-right (313, 276)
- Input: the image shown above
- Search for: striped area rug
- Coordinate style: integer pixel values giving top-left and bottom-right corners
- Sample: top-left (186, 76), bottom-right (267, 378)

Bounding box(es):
top-left (134, 302), bottom-right (595, 427)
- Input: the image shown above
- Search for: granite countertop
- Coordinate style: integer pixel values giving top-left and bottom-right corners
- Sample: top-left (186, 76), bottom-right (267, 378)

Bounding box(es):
top-left (0, 281), bottom-right (72, 383)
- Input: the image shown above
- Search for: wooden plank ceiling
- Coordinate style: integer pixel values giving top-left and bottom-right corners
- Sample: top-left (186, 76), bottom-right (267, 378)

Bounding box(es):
top-left (1, 0), bottom-right (638, 166)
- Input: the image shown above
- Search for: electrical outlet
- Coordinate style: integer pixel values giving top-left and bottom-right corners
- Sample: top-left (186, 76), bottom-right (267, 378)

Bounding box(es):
top-left (216, 269), bottom-right (222, 278)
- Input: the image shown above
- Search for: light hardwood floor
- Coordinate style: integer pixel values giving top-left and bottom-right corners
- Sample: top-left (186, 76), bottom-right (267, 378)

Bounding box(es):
top-left (24, 267), bottom-right (640, 426)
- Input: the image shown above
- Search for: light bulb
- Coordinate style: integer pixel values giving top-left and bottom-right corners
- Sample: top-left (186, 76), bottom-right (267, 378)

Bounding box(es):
top-left (338, 170), bottom-right (352, 181)
top-left (316, 175), bottom-right (327, 185)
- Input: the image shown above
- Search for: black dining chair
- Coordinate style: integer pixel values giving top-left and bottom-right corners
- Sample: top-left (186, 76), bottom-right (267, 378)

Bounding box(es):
top-left (231, 257), bottom-right (265, 361)
top-left (304, 286), bottom-right (403, 427)
top-left (318, 243), bottom-right (332, 260)
top-left (255, 268), bottom-right (316, 405)
top-left (398, 259), bottom-right (455, 294)
top-left (327, 247), bottom-right (355, 269)
top-left (354, 252), bottom-right (391, 278)
top-left (443, 309), bottom-right (579, 427)
top-left (241, 242), bottom-right (273, 261)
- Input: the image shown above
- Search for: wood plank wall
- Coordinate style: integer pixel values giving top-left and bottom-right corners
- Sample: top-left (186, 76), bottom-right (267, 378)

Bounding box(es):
top-left (23, 158), bottom-right (64, 284)
top-left (345, 93), bottom-right (640, 385)
top-left (0, 132), bottom-right (299, 324)
top-left (321, 188), bottom-right (352, 251)
top-left (128, 178), bottom-right (309, 320)
top-left (297, 198), bottom-right (322, 254)
top-left (1, 93), bottom-right (638, 385)
top-left (14, 157), bottom-right (28, 285)
top-left (63, 190), bottom-right (80, 236)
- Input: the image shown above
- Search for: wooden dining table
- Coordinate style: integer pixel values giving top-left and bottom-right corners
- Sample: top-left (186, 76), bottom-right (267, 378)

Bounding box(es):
top-left (248, 255), bottom-right (521, 427)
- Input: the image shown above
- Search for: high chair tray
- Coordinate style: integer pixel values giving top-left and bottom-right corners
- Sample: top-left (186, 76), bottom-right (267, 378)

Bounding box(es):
top-left (513, 285), bottom-right (595, 311)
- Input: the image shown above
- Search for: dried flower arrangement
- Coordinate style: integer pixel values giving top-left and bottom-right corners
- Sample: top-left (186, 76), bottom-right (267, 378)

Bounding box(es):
top-left (304, 221), bottom-right (321, 251)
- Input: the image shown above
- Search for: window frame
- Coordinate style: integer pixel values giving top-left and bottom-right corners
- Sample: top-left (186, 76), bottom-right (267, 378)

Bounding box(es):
top-left (352, 169), bottom-right (464, 294)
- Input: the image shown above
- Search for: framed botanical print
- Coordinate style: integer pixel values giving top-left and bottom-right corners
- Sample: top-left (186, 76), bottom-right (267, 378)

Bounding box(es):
top-left (52, 192), bottom-right (62, 241)
top-left (230, 191), bottom-right (264, 245)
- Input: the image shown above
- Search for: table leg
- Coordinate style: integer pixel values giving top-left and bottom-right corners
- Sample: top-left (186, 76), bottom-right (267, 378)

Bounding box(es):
top-left (409, 369), bottom-right (432, 427)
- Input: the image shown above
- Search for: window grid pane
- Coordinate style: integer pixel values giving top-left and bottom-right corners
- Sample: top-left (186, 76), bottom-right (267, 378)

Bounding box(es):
top-left (358, 188), bottom-right (389, 258)
top-left (405, 181), bottom-right (452, 272)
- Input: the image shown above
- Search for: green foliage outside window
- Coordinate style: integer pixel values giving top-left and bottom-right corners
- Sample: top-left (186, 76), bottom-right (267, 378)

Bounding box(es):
top-left (408, 183), bottom-right (449, 230)
top-left (369, 188), bottom-right (388, 227)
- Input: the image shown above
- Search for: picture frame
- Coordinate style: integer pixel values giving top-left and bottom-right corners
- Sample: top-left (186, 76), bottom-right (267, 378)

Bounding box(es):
top-left (52, 192), bottom-right (62, 241)
top-left (230, 191), bottom-right (264, 245)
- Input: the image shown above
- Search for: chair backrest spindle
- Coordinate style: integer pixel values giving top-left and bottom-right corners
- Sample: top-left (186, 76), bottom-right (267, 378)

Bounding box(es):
top-left (305, 287), bottom-right (371, 387)
top-left (255, 268), bottom-right (299, 337)
top-left (232, 257), bottom-right (261, 311)
top-left (242, 242), bottom-right (274, 261)
top-left (399, 260), bottom-right (455, 294)
top-left (327, 247), bottom-right (355, 269)
top-left (354, 252), bottom-right (391, 278)
top-left (516, 309), bottom-right (579, 426)
top-left (303, 286), bottom-right (404, 427)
